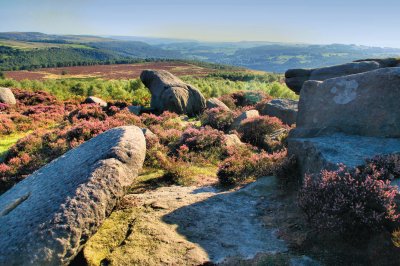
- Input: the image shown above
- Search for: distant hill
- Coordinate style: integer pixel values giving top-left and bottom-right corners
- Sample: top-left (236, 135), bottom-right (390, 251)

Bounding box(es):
top-left (1, 32), bottom-right (400, 72)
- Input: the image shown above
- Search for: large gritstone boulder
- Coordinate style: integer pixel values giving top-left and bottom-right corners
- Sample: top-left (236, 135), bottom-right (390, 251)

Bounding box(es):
top-left (140, 70), bottom-right (206, 117)
top-left (0, 87), bottom-right (16, 105)
top-left (285, 58), bottom-right (400, 94)
top-left (258, 98), bottom-right (298, 125)
top-left (0, 126), bottom-right (146, 265)
top-left (291, 67), bottom-right (400, 138)
top-left (288, 67), bottom-right (400, 182)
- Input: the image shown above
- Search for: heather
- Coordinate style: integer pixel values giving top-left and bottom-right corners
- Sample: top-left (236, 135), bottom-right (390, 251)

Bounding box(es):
top-left (299, 165), bottom-right (399, 237)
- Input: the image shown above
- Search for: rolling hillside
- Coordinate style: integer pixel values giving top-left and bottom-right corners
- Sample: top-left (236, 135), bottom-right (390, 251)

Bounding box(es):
top-left (1, 32), bottom-right (400, 73)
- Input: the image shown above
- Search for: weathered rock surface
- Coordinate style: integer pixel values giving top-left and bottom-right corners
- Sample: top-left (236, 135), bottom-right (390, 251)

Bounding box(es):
top-left (288, 134), bottom-right (400, 179)
top-left (206, 97), bottom-right (230, 111)
top-left (230, 109), bottom-right (259, 130)
top-left (140, 70), bottom-right (206, 117)
top-left (225, 134), bottom-right (244, 147)
top-left (285, 58), bottom-right (400, 94)
top-left (83, 96), bottom-right (107, 107)
top-left (128, 105), bottom-right (142, 115)
top-left (258, 98), bottom-right (298, 125)
top-left (292, 67), bottom-right (400, 138)
top-left (0, 126), bottom-right (146, 265)
top-left (83, 177), bottom-right (287, 265)
top-left (0, 87), bottom-right (16, 105)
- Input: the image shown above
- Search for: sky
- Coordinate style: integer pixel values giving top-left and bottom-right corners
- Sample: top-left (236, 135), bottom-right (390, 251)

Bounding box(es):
top-left (1, 0), bottom-right (400, 47)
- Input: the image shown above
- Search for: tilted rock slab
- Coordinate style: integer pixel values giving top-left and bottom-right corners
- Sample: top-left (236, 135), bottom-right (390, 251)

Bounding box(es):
top-left (0, 126), bottom-right (146, 265)
top-left (291, 67), bottom-right (400, 138)
top-left (285, 58), bottom-right (400, 94)
top-left (288, 133), bottom-right (400, 180)
top-left (140, 70), bottom-right (206, 117)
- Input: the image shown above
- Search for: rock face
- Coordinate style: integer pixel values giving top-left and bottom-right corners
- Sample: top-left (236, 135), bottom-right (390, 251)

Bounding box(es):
top-left (83, 96), bottom-right (107, 107)
top-left (0, 87), bottom-right (16, 105)
top-left (292, 68), bottom-right (400, 138)
top-left (258, 98), bottom-right (298, 125)
top-left (206, 97), bottom-right (230, 111)
top-left (285, 58), bottom-right (400, 94)
top-left (288, 66), bottom-right (400, 180)
top-left (0, 126), bottom-right (146, 265)
top-left (140, 70), bottom-right (206, 117)
top-left (230, 110), bottom-right (259, 130)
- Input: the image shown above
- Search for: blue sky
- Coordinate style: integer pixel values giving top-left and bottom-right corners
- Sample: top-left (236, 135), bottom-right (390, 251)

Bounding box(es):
top-left (1, 0), bottom-right (400, 47)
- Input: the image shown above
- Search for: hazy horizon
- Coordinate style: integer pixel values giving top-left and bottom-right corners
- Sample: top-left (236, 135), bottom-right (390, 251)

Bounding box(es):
top-left (1, 0), bottom-right (400, 48)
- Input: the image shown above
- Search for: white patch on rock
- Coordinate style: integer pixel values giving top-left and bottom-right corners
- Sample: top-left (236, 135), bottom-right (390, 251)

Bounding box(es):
top-left (331, 80), bottom-right (358, 104)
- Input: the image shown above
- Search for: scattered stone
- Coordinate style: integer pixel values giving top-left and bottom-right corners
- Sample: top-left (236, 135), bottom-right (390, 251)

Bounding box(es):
top-left (142, 128), bottom-right (157, 139)
top-left (83, 96), bottom-right (107, 107)
top-left (0, 126), bottom-right (146, 265)
top-left (140, 70), bottom-right (206, 117)
top-left (292, 67), bottom-right (400, 138)
top-left (230, 109), bottom-right (259, 130)
top-left (0, 87), bottom-right (16, 105)
top-left (128, 105), bottom-right (142, 115)
top-left (285, 58), bottom-right (400, 94)
top-left (259, 98), bottom-right (298, 125)
top-left (206, 97), bottom-right (230, 111)
top-left (225, 134), bottom-right (244, 147)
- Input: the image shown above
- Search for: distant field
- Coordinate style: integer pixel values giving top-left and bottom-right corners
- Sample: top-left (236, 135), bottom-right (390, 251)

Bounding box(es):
top-left (4, 62), bottom-right (218, 80)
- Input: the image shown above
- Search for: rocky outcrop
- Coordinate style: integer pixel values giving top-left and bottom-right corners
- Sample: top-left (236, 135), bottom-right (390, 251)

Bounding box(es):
top-left (0, 87), bottom-right (16, 105)
top-left (285, 58), bottom-right (400, 94)
top-left (288, 67), bottom-right (400, 180)
top-left (230, 110), bottom-right (259, 130)
top-left (206, 98), bottom-right (230, 111)
top-left (258, 98), bottom-right (298, 125)
top-left (291, 67), bottom-right (400, 138)
top-left (83, 96), bottom-right (107, 107)
top-left (140, 70), bottom-right (206, 117)
top-left (0, 126), bottom-right (146, 265)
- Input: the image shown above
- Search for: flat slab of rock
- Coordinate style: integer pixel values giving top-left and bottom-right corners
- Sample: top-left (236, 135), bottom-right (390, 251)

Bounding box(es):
top-left (140, 70), bottom-right (206, 117)
top-left (83, 96), bottom-right (107, 107)
top-left (0, 126), bottom-right (146, 265)
top-left (206, 97), bottom-right (230, 111)
top-left (292, 67), bottom-right (400, 138)
top-left (288, 133), bottom-right (400, 178)
top-left (83, 177), bottom-right (287, 265)
top-left (259, 98), bottom-right (298, 125)
top-left (0, 87), bottom-right (16, 105)
top-left (285, 58), bottom-right (400, 94)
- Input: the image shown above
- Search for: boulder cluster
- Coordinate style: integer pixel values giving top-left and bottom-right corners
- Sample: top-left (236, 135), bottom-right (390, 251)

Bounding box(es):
top-left (286, 59), bottom-right (400, 182)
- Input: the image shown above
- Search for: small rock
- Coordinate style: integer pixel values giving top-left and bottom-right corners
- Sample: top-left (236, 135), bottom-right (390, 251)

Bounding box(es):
top-left (225, 134), bottom-right (244, 148)
top-left (0, 87), bottom-right (16, 105)
top-left (259, 98), bottom-right (298, 125)
top-left (128, 105), bottom-right (142, 115)
top-left (230, 110), bottom-right (259, 130)
top-left (83, 96), bottom-right (107, 107)
top-left (206, 98), bottom-right (230, 111)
